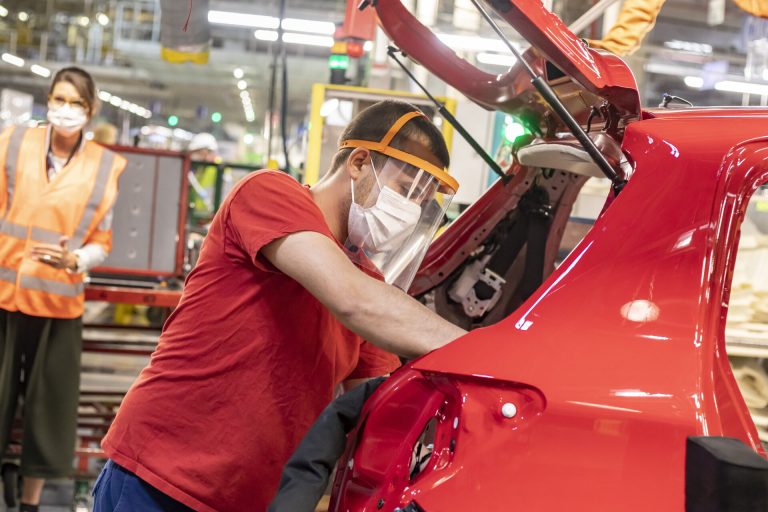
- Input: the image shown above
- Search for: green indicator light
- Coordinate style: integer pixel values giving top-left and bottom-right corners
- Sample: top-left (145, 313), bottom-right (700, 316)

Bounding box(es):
top-left (211, 111), bottom-right (222, 123)
top-left (329, 54), bottom-right (349, 70)
top-left (168, 115), bottom-right (179, 127)
top-left (503, 116), bottom-right (527, 143)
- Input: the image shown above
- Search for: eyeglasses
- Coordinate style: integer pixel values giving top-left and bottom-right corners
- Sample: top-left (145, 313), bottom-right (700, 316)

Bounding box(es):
top-left (48, 95), bottom-right (88, 112)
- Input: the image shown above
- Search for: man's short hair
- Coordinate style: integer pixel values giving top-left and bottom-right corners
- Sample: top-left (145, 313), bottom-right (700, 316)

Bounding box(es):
top-left (329, 99), bottom-right (450, 174)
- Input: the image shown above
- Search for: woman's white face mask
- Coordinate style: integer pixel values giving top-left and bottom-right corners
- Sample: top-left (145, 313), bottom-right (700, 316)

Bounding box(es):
top-left (47, 104), bottom-right (88, 136)
top-left (347, 160), bottom-right (422, 252)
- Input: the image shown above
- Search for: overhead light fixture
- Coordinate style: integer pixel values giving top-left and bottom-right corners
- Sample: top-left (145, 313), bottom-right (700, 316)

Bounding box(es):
top-left (120, 100), bottom-right (131, 110)
top-left (684, 76), bottom-right (704, 88)
top-left (98, 90), bottom-right (112, 101)
top-left (244, 133), bottom-right (255, 144)
top-left (209, 10), bottom-right (336, 35)
top-left (283, 32), bottom-right (333, 47)
top-left (254, 30), bottom-right (279, 42)
top-left (96, 13), bottom-right (109, 26)
top-left (17, 11), bottom-right (28, 22)
top-left (477, 52), bottom-right (517, 67)
top-left (1, 53), bottom-right (24, 67)
top-left (109, 96), bottom-right (122, 106)
top-left (208, 10), bottom-right (279, 29)
top-left (233, 67), bottom-right (244, 79)
top-left (281, 18), bottom-right (335, 35)
top-left (240, 90), bottom-right (250, 99)
top-left (255, 30), bottom-right (335, 47)
top-left (364, 41), bottom-right (373, 52)
top-left (30, 64), bottom-right (51, 78)
top-left (237, 79), bottom-right (247, 90)
top-left (0, 5), bottom-right (8, 17)
top-left (664, 40), bottom-right (712, 55)
top-left (714, 80), bottom-right (768, 96)
top-left (77, 16), bottom-right (90, 27)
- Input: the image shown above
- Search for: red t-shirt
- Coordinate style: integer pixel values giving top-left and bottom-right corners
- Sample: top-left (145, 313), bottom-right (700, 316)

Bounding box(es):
top-left (102, 170), bottom-right (401, 512)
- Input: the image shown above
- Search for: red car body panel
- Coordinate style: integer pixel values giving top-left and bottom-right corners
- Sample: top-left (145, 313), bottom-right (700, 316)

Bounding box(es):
top-left (330, 1), bottom-right (768, 511)
top-left (374, 0), bottom-right (640, 118)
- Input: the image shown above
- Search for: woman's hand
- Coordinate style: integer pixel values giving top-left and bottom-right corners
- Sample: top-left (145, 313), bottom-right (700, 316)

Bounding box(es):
top-left (31, 236), bottom-right (78, 272)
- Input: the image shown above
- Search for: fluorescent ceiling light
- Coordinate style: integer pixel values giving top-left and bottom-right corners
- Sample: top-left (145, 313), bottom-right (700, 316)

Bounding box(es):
top-left (282, 32), bottom-right (333, 47)
top-left (77, 16), bottom-right (90, 27)
top-left (120, 100), bottom-right (131, 110)
top-left (239, 90), bottom-right (250, 99)
top-left (17, 11), bottom-right (28, 22)
top-left (208, 10), bottom-right (278, 29)
top-left (281, 18), bottom-right (335, 35)
top-left (436, 33), bottom-right (516, 53)
top-left (0, 5), bottom-right (8, 17)
top-left (98, 90), bottom-right (112, 101)
top-left (96, 13), bottom-right (109, 26)
top-left (715, 80), bottom-right (768, 96)
top-left (244, 133), bottom-right (254, 144)
top-left (209, 10), bottom-right (334, 36)
top-left (237, 80), bottom-right (247, 90)
top-left (233, 67), bottom-right (244, 79)
top-left (255, 30), bottom-right (333, 47)
top-left (477, 52), bottom-right (517, 67)
top-left (109, 96), bottom-right (122, 106)
top-left (1, 53), bottom-right (24, 67)
top-left (684, 76), bottom-right (703, 88)
top-left (664, 40), bottom-right (712, 55)
top-left (30, 64), bottom-right (51, 77)
top-left (255, 30), bottom-right (279, 42)
top-left (364, 41), bottom-right (373, 51)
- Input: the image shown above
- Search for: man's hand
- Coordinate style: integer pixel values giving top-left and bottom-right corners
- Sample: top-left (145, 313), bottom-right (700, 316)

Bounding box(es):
top-left (31, 236), bottom-right (78, 271)
top-left (261, 231), bottom-right (467, 359)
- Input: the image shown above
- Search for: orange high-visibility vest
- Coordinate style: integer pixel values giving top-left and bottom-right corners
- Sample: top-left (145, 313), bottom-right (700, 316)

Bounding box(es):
top-left (0, 125), bottom-right (126, 319)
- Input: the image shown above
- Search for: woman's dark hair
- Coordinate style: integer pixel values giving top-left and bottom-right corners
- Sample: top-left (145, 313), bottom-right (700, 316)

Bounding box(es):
top-left (49, 66), bottom-right (98, 117)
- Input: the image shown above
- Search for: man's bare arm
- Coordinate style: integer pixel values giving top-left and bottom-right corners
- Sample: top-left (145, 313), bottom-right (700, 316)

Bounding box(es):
top-left (261, 231), bottom-right (467, 359)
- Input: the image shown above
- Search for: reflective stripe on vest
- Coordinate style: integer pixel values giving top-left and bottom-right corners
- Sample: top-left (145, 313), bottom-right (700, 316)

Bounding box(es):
top-left (70, 151), bottom-right (116, 249)
top-left (0, 222), bottom-right (62, 245)
top-left (0, 267), bottom-right (17, 284)
top-left (19, 275), bottom-right (83, 297)
top-left (4, 127), bottom-right (27, 214)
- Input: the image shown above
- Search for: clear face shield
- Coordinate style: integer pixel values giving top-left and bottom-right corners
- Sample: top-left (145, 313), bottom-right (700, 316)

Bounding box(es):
top-left (340, 111), bottom-right (459, 290)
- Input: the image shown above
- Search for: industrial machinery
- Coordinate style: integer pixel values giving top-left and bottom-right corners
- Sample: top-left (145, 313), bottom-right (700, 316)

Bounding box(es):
top-left (276, 0), bottom-right (768, 510)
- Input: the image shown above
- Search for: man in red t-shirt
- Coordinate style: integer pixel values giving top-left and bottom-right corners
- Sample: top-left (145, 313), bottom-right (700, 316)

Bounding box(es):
top-left (94, 100), bottom-right (466, 512)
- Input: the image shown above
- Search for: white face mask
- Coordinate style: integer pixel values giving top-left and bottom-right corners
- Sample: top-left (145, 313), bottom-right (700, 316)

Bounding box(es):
top-left (47, 104), bottom-right (88, 135)
top-left (348, 162), bottom-right (422, 252)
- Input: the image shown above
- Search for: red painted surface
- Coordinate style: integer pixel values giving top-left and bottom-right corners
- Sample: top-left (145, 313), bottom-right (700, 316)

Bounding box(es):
top-left (331, 1), bottom-right (768, 511)
top-left (373, 0), bottom-right (639, 118)
top-left (84, 285), bottom-right (182, 308)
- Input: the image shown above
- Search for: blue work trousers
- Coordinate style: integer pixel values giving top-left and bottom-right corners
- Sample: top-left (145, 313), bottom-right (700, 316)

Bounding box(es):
top-left (92, 459), bottom-right (193, 512)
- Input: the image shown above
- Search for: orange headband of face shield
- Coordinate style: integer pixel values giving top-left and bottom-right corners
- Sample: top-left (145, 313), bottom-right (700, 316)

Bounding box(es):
top-left (339, 111), bottom-right (459, 193)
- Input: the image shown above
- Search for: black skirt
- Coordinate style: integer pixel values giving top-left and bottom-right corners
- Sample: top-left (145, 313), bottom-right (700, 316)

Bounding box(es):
top-left (0, 309), bottom-right (82, 478)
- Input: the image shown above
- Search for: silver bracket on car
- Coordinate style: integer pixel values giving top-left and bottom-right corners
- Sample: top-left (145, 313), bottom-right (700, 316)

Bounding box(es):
top-left (449, 256), bottom-right (505, 318)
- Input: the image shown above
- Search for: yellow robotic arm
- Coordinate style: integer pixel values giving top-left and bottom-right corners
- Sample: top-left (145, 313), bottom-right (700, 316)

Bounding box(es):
top-left (587, 0), bottom-right (667, 56)
top-left (588, 0), bottom-right (768, 57)
top-left (733, 0), bottom-right (768, 18)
